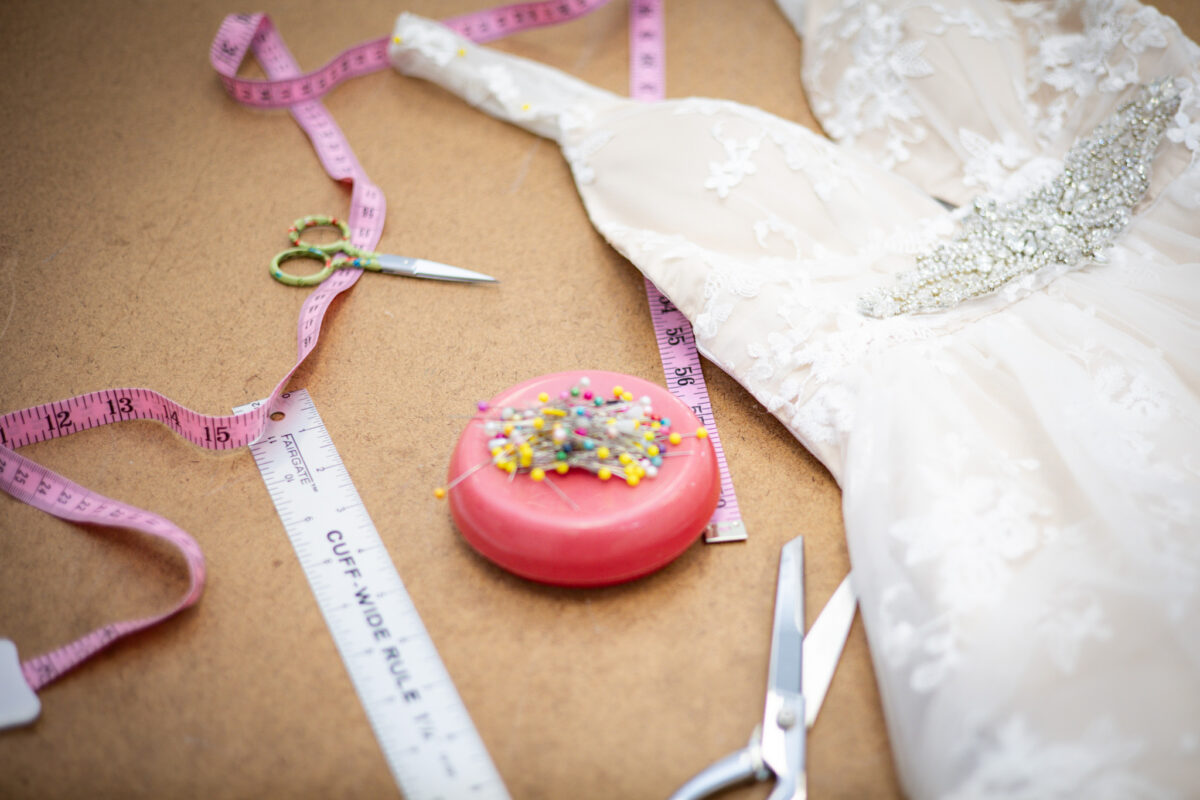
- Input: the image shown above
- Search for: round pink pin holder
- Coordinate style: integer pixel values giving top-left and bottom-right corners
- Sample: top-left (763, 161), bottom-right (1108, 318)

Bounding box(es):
top-left (442, 370), bottom-right (720, 586)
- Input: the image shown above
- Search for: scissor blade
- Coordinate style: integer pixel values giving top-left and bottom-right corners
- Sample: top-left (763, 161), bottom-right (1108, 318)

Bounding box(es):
top-left (374, 254), bottom-right (498, 283)
top-left (759, 536), bottom-right (805, 794)
top-left (766, 538), bottom-right (805, 698)
top-left (803, 572), bottom-right (857, 729)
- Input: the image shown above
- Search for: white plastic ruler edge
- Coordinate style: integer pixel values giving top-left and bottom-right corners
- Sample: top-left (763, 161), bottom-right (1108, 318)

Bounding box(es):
top-left (235, 389), bottom-right (509, 800)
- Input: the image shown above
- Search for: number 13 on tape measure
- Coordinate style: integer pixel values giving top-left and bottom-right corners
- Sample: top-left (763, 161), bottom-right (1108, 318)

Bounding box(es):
top-left (236, 390), bottom-right (509, 799)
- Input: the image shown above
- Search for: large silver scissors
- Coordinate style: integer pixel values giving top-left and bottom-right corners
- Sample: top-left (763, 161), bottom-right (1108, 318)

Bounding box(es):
top-left (668, 540), bottom-right (858, 800)
top-left (670, 536), bottom-right (807, 800)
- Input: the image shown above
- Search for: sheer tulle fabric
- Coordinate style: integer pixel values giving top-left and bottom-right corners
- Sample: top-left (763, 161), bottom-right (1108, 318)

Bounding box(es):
top-left (389, 1), bottom-right (1200, 796)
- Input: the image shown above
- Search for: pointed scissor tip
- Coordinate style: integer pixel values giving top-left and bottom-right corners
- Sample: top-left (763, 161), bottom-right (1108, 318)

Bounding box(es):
top-left (415, 264), bottom-right (500, 284)
top-left (374, 254), bottom-right (500, 284)
top-left (437, 273), bottom-right (498, 284)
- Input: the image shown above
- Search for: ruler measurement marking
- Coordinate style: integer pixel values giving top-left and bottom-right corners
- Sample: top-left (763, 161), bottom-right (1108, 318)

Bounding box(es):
top-left (244, 390), bottom-right (508, 798)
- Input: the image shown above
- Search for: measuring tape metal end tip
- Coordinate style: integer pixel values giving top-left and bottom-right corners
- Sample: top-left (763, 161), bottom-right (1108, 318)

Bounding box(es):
top-left (0, 639), bottom-right (41, 730)
top-left (705, 520), bottom-right (748, 544)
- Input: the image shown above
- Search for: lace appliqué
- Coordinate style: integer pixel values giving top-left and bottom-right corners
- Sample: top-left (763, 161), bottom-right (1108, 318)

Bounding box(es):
top-left (1061, 348), bottom-right (1200, 615)
top-left (392, 18), bottom-right (460, 66)
top-left (878, 583), bottom-right (963, 693)
top-left (807, 1), bottom-right (935, 167)
top-left (1022, 0), bottom-right (1183, 145)
top-left (806, 0), bottom-right (1014, 169)
top-left (945, 717), bottom-right (1163, 800)
top-left (888, 434), bottom-right (1049, 615)
top-left (673, 98), bottom-right (857, 201)
top-left (958, 128), bottom-right (1034, 194)
top-left (704, 122), bottom-right (762, 198)
top-left (1036, 588), bottom-right (1113, 674)
top-left (859, 80), bottom-right (1180, 317)
top-left (1027, 1), bottom-right (1175, 99)
top-left (564, 131), bottom-right (613, 185)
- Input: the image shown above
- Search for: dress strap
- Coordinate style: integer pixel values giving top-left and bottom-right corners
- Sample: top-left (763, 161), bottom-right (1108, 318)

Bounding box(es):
top-left (388, 13), bottom-right (624, 144)
top-left (774, 0), bottom-right (807, 36)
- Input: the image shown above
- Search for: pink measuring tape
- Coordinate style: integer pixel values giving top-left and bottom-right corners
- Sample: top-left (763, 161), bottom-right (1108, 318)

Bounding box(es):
top-left (0, 8), bottom-right (382, 706)
top-left (212, 0), bottom-right (617, 106)
top-left (0, 0), bottom-right (742, 713)
top-left (628, 2), bottom-right (745, 543)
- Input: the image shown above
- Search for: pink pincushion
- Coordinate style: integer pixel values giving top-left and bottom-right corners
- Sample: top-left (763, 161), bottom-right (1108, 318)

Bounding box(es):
top-left (446, 370), bottom-right (720, 586)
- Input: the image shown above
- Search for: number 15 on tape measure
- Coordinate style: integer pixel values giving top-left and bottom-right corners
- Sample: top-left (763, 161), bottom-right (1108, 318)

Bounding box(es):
top-left (236, 390), bottom-right (509, 799)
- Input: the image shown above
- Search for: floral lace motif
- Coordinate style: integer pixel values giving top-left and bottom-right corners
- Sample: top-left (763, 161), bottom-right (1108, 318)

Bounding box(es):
top-left (393, 18), bottom-right (460, 66)
top-left (564, 131), bottom-right (614, 185)
top-left (805, 0), bottom-right (1015, 169)
top-left (704, 122), bottom-right (762, 198)
top-left (805, 0), bottom-right (1200, 195)
top-left (673, 97), bottom-right (861, 200)
top-left (888, 435), bottom-right (1049, 615)
top-left (1036, 588), bottom-right (1113, 673)
top-left (944, 717), bottom-right (1162, 800)
top-left (957, 128), bottom-right (1033, 194)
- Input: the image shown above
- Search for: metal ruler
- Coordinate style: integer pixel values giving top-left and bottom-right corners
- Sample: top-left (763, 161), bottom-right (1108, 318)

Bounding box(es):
top-left (239, 389), bottom-right (510, 799)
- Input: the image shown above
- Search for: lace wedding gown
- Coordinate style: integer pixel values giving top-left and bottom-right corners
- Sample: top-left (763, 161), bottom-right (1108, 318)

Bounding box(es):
top-left (389, 1), bottom-right (1200, 796)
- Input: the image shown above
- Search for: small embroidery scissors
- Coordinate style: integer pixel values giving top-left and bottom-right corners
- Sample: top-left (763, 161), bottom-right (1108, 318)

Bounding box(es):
top-left (270, 214), bottom-right (498, 286)
top-left (669, 536), bottom-right (809, 800)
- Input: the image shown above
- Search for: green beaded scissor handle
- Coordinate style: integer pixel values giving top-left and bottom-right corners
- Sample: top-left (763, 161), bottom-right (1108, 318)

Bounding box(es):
top-left (270, 214), bottom-right (498, 287)
top-left (270, 215), bottom-right (385, 287)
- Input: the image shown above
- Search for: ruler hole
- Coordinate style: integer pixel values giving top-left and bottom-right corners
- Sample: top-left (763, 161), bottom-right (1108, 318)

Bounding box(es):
top-left (270, 411), bottom-right (286, 421)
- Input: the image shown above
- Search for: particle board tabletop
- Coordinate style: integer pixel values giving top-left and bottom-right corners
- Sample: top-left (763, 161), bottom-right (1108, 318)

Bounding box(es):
top-left (2, 1), bottom-right (1196, 798)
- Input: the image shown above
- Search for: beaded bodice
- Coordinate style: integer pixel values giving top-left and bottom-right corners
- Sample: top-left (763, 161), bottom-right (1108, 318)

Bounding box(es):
top-left (860, 80), bottom-right (1181, 317)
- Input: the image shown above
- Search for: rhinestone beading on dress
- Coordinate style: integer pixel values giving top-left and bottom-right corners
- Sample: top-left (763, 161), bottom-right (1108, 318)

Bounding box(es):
top-left (859, 80), bottom-right (1181, 318)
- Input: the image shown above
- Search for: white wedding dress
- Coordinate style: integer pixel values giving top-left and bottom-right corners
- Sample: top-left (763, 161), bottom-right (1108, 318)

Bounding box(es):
top-left (388, 1), bottom-right (1200, 796)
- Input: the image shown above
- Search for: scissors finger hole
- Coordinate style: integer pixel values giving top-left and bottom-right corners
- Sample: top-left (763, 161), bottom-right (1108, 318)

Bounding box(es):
top-left (270, 247), bottom-right (336, 287)
top-left (288, 214), bottom-right (351, 249)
